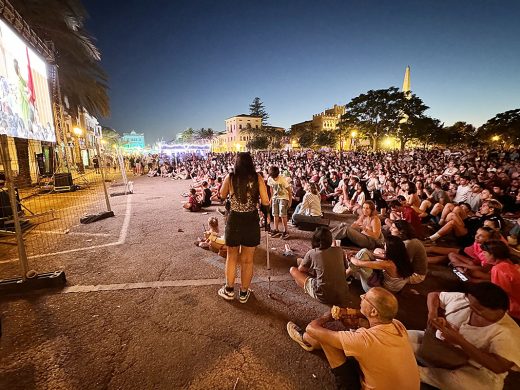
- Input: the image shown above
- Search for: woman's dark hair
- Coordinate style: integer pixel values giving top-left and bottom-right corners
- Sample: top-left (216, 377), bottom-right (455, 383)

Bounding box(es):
top-left (311, 227), bottom-right (333, 250)
top-left (231, 152), bottom-right (258, 203)
top-left (480, 239), bottom-right (510, 260)
top-left (406, 181), bottom-right (417, 195)
top-left (269, 166), bottom-right (280, 179)
top-left (385, 235), bottom-right (413, 278)
top-left (393, 220), bottom-right (417, 240)
top-left (465, 282), bottom-right (510, 311)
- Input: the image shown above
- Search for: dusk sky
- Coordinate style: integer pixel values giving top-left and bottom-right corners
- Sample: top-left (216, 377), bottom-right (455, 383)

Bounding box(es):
top-left (83, 0), bottom-right (520, 143)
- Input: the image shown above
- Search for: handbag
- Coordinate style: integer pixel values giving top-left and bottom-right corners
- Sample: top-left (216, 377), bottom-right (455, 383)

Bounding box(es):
top-left (416, 305), bottom-right (470, 369)
top-left (367, 269), bottom-right (383, 287)
top-left (332, 202), bottom-right (349, 214)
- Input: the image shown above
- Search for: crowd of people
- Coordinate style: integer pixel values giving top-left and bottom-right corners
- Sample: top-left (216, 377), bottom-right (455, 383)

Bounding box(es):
top-left (146, 147), bottom-right (520, 389)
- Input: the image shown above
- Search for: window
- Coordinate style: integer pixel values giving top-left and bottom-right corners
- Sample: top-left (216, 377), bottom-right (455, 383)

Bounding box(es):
top-left (239, 124), bottom-right (242, 129)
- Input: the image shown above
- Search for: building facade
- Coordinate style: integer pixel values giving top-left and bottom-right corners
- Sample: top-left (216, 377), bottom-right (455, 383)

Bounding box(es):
top-left (311, 104), bottom-right (346, 132)
top-left (211, 114), bottom-right (262, 153)
top-left (122, 131), bottom-right (146, 150)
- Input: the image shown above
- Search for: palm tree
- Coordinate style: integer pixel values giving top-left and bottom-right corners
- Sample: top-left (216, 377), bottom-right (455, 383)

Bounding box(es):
top-left (195, 128), bottom-right (216, 143)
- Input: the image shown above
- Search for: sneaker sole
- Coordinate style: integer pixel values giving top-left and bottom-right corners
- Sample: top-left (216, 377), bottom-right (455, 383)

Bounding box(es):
top-left (286, 322), bottom-right (314, 351)
top-left (239, 291), bottom-right (251, 303)
top-left (218, 290), bottom-right (234, 301)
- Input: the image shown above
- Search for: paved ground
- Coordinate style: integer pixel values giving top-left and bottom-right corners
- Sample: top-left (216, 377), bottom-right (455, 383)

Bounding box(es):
top-left (1, 176), bottom-right (518, 389)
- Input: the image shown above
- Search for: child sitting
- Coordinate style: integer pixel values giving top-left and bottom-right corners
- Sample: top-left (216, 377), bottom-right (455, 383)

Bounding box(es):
top-left (183, 188), bottom-right (201, 212)
top-left (195, 217), bottom-right (227, 256)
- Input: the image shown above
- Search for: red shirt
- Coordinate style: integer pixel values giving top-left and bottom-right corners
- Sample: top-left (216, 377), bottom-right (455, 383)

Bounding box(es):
top-left (491, 261), bottom-right (520, 320)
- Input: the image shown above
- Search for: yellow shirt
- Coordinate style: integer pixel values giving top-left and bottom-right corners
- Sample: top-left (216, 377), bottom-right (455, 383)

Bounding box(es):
top-left (339, 320), bottom-right (420, 390)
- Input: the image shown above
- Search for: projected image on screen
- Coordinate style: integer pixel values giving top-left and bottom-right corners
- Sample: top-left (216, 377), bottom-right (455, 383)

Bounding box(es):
top-left (0, 19), bottom-right (56, 142)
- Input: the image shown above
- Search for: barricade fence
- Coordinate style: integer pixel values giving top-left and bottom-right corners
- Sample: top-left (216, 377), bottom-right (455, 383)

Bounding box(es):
top-left (0, 134), bottom-right (124, 281)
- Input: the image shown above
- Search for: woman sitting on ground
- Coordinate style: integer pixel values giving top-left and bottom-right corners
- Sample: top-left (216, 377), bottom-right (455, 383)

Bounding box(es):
top-left (346, 235), bottom-right (414, 293)
top-left (333, 200), bottom-right (384, 250)
top-left (388, 220), bottom-right (428, 284)
top-left (291, 182), bottom-right (322, 228)
top-left (482, 240), bottom-right (520, 320)
top-left (346, 181), bottom-right (366, 214)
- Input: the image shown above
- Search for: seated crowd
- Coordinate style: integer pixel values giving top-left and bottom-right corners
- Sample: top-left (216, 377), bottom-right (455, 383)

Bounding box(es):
top-left (166, 147), bottom-right (520, 389)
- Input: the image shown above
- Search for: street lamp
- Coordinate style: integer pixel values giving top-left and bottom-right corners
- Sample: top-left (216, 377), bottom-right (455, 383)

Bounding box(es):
top-left (72, 126), bottom-right (85, 173)
top-left (491, 135), bottom-right (500, 142)
top-left (73, 127), bottom-right (83, 137)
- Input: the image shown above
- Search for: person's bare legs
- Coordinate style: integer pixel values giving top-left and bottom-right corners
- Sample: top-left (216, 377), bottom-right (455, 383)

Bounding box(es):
top-left (239, 245), bottom-right (256, 291)
top-left (273, 215), bottom-right (280, 232)
top-left (430, 203), bottom-right (444, 217)
top-left (439, 203), bottom-right (455, 225)
top-left (225, 246), bottom-right (240, 287)
top-left (281, 216), bottom-right (289, 233)
top-left (290, 267), bottom-right (308, 288)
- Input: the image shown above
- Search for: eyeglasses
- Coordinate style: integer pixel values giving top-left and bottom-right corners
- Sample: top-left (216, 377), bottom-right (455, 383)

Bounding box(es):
top-left (360, 293), bottom-right (379, 313)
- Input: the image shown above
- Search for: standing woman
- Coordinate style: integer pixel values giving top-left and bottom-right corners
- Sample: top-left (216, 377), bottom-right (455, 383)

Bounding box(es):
top-left (218, 152), bottom-right (270, 303)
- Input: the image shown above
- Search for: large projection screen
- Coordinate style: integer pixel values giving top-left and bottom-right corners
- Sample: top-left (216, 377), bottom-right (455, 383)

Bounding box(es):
top-left (0, 19), bottom-right (56, 142)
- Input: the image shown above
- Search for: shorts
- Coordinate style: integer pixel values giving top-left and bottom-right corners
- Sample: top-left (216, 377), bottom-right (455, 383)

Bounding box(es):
top-left (304, 277), bottom-right (318, 299)
top-left (272, 198), bottom-right (289, 217)
top-left (225, 210), bottom-right (260, 247)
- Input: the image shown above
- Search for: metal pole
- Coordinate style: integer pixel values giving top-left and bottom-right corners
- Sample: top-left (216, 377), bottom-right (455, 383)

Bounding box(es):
top-left (95, 139), bottom-right (112, 212)
top-left (265, 225), bottom-right (271, 298)
top-left (0, 134), bottom-right (29, 280)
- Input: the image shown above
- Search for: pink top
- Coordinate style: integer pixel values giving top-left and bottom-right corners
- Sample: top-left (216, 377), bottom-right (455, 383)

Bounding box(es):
top-left (491, 261), bottom-right (520, 320)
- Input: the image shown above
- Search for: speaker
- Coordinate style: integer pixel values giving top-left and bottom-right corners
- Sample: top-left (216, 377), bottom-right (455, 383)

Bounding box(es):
top-left (54, 173), bottom-right (73, 187)
top-left (0, 190), bottom-right (12, 218)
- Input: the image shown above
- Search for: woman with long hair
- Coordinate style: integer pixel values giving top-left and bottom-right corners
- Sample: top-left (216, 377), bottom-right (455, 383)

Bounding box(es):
top-left (333, 201), bottom-right (383, 250)
top-left (218, 152), bottom-right (270, 303)
top-left (390, 220), bottom-right (428, 284)
top-left (346, 235), bottom-right (414, 292)
top-left (291, 182), bottom-right (322, 228)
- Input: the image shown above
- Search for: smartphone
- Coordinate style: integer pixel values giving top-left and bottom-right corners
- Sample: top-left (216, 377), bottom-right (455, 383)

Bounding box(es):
top-left (452, 268), bottom-right (469, 282)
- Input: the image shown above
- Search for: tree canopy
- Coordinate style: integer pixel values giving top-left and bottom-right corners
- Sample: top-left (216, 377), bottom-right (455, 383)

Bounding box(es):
top-left (341, 87), bottom-right (404, 151)
top-left (478, 108), bottom-right (520, 145)
top-left (249, 97), bottom-right (269, 125)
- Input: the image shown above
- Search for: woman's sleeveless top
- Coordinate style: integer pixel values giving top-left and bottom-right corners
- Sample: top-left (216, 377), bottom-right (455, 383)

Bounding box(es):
top-left (230, 175), bottom-right (259, 213)
top-left (382, 272), bottom-right (407, 292)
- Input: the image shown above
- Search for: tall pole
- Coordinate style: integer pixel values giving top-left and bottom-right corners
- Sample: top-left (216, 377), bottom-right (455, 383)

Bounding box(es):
top-left (0, 134), bottom-right (29, 280)
top-left (95, 139), bottom-right (112, 212)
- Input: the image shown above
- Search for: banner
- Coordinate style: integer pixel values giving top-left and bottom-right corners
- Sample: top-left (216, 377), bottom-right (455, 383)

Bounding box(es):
top-left (0, 19), bottom-right (56, 142)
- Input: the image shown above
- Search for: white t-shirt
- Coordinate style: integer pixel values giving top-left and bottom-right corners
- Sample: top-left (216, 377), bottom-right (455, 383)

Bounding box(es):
top-left (267, 176), bottom-right (290, 200)
top-left (439, 292), bottom-right (520, 386)
top-left (453, 184), bottom-right (471, 203)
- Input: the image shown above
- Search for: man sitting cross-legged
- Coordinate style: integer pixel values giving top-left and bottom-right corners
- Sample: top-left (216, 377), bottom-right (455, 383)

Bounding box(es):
top-left (288, 227), bottom-right (349, 307)
top-left (291, 287), bottom-right (420, 390)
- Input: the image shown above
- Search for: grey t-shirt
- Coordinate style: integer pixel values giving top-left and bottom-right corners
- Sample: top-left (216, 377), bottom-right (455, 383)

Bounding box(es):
top-left (301, 247), bottom-right (349, 306)
top-left (404, 238), bottom-right (428, 276)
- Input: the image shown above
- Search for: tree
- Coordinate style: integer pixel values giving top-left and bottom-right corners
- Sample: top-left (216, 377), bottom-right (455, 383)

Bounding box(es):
top-left (445, 122), bottom-right (477, 146)
top-left (315, 131), bottom-right (337, 149)
top-left (249, 97), bottom-right (269, 125)
top-left (247, 136), bottom-right (269, 150)
top-left (478, 109), bottom-right (520, 145)
top-left (195, 128), bottom-right (216, 143)
top-left (341, 87), bottom-right (403, 151)
top-left (179, 128), bottom-right (195, 143)
top-left (393, 93), bottom-right (430, 150)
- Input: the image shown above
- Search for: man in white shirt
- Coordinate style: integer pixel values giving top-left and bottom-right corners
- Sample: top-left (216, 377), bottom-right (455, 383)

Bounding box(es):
top-left (408, 283), bottom-right (520, 390)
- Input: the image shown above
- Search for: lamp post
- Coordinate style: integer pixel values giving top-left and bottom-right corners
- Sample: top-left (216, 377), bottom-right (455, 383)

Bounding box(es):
top-left (73, 126), bottom-right (85, 173)
top-left (350, 130), bottom-right (358, 151)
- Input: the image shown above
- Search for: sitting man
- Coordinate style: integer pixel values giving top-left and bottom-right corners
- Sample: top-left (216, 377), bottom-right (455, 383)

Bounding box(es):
top-left (408, 283), bottom-right (520, 390)
top-left (288, 227), bottom-right (349, 307)
top-left (302, 287), bottom-right (420, 390)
